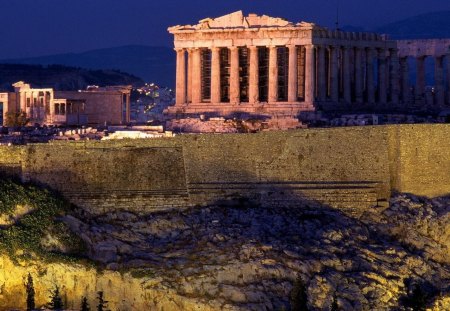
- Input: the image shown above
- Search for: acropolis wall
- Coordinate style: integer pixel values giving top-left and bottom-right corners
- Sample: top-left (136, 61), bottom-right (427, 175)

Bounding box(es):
top-left (0, 125), bottom-right (449, 217)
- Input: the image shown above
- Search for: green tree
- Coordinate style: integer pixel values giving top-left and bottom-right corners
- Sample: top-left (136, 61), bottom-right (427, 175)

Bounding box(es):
top-left (81, 296), bottom-right (90, 311)
top-left (290, 275), bottom-right (308, 311)
top-left (4, 110), bottom-right (29, 127)
top-left (330, 293), bottom-right (339, 311)
top-left (48, 285), bottom-right (64, 310)
top-left (97, 291), bottom-right (109, 311)
top-left (25, 273), bottom-right (35, 311)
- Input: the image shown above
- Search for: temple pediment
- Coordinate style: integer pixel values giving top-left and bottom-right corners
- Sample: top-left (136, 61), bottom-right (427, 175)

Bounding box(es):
top-left (168, 11), bottom-right (319, 32)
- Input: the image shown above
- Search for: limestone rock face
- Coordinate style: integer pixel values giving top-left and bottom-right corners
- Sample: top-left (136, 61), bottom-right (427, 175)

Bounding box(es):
top-left (0, 256), bottom-right (217, 311)
top-left (60, 193), bottom-right (450, 310)
top-left (376, 194), bottom-right (450, 265)
top-left (0, 193), bottom-right (449, 310)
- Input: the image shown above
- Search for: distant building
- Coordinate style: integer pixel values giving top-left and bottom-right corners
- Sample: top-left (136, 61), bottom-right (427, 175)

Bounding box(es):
top-left (0, 82), bottom-right (131, 126)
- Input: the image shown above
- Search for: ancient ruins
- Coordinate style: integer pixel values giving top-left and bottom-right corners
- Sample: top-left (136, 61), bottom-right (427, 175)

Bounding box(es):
top-left (0, 82), bottom-right (131, 126)
top-left (166, 11), bottom-right (450, 122)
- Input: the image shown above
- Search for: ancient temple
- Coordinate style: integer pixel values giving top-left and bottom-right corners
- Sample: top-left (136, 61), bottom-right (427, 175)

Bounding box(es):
top-left (165, 11), bottom-right (399, 118)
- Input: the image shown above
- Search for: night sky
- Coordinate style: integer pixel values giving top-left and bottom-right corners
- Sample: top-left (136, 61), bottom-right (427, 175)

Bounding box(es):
top-left (1, 0), bottom-right (449, 59)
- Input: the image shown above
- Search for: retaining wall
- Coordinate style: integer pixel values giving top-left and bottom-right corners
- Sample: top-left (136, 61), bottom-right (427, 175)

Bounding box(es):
top-left (0, 125), bottom-right (449, 217)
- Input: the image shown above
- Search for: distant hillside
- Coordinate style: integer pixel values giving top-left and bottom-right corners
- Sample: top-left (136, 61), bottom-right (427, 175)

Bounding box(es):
top-left (0, 45), bottom-right (175, 88)
top-left (0, 64), bottom-right (144, 91)
top-left (375, 11), bottom-right (450, 39)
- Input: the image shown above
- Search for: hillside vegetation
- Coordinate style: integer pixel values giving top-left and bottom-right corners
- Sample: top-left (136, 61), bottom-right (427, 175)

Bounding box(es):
top-left (0, 45), bottom-right (174, 87)
top-left (0, 64), bottom-right (144, 91)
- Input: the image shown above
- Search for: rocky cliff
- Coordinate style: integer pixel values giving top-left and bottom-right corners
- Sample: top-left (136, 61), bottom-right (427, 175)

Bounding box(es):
top-left (0, 178), bottom-right (449, 310)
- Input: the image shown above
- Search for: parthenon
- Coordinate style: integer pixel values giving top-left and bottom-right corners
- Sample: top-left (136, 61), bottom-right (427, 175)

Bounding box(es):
top-left (166, 11), bottom-right (450, 119)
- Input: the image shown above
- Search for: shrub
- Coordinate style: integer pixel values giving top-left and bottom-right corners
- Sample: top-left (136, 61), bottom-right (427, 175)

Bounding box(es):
top-left (4, 110), bottom-right (29, 127)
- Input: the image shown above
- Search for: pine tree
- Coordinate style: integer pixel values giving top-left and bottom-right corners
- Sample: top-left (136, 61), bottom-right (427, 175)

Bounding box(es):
top-left (97, 291), bottom-right (109, 311)
top-left (81, 296), bottom-right (90, 311)
top-left (25, 273), bottom-right (35, 311)
top-left (290, 275), bottom-right (308, 311)
top-left (48, 285), bottom-right (64, 310)
top-left (330, 293), bottom-right (339, 311)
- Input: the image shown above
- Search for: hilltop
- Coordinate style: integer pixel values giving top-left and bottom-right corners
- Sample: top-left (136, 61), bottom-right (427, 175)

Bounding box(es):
top-left (375, 10), bottom-right (450, 39)
top-left (0, 63), bottom-right (144, 91)
top-left (0, 45), bottom-right (174, 87)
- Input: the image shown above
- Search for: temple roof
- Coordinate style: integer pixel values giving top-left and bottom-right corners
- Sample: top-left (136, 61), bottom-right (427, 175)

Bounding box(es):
top-left (168, 11), bottom-right (317, 32)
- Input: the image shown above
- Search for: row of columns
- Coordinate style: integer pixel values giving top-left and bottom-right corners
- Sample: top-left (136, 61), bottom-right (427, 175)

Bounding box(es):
top-left (175, 45), bottom-right (401, 106)
top-left (402, 54), bottom-right (450, 106)
top-left (175, 46), bottom-right (315, 106)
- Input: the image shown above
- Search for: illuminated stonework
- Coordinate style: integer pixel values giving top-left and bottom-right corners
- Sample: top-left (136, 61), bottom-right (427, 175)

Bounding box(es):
top-left (0, 82), bottom-right (131, 126)
top-left (166, 11), bottom-right (397, 118)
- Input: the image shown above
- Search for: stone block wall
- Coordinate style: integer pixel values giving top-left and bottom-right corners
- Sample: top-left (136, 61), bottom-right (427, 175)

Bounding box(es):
top-left (0, 125), bottom-right (449, 216)
top-left (387, 124), bottom-right (450, 197)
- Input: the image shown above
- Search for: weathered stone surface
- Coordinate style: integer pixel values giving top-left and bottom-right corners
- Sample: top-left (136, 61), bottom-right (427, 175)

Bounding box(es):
top-left (25, 192), bottom-right (444, 311)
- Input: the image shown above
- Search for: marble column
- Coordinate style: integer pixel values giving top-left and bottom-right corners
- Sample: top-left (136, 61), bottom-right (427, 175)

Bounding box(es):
top-left (330, 46), bottom-right (339, 102)
top-left (175, 48), bottom-right (186, 106)
top-left (435, 56), bottom-right (445, 107)
top-left (390, 49), bottom-right (400, 105)
top-left (378, 49), bottom-right (387, 104)
top-left (288, 45), bottom-right (298, 103)
top-left (354, 48), bottom-right (364, 103)
top-left (210, 47), bottom-right (221, 104)
top-left (191, 48), bottom-right (202, 104)
top-left (317, 46), bottom-right (327, 102)
top-left (187, 49), bottom-right (193, 103)
top-left (366, 48), bottom-right (375, 104)
top-left (229, 47), bottom-right (240, 104)
top-left (400, 57), bottom-right (409, 105)
top-left (305, 45), bottom-right (315, 104)
top-left (343, 46), bottom-right (351, 103)
top-left (415, 56), bottom-right (426, 102)
top-left (268, 46), bottom-right (278, 103)
top-left (48, 92), bottom-right (54, 120)
top-left (248, 46), bottom-right (259, 104)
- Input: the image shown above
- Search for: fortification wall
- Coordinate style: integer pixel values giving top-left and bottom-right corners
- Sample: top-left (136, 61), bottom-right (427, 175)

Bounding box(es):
top-left (388, 125), bottom-right (450, 197)
top-left (0, 125), bottom-right (449, 217)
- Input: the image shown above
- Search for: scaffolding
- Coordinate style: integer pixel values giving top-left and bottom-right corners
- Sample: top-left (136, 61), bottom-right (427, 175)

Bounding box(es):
top-left (277, 47), bottom-right (289, 101)
top-left (220, 48), bottom-right (230, 103)
top-left (239, 47), bottom-right (249, 103)
top-left (297, 46), bottom-right (306, 101)
top-left (258, 47), bottom-right (269, 102)
top-left (201, 49), bottom-right (212, 102)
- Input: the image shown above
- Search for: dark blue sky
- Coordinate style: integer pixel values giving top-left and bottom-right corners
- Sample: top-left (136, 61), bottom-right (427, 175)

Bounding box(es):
top-left (1, 0), bottom-right (449, 59)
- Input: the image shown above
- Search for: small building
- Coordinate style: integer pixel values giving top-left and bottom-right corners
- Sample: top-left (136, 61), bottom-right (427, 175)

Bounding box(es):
top-left (56, 85), bottom-right (132, 126)
top-left (0, 82), bottom-right (131, 126)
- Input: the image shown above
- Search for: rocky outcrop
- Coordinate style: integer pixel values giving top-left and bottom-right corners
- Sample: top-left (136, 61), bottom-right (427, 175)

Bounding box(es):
top-left (0, 255), bottom-right (218, 310)
top-left (64, 194), bottom-right (450, 310)
top-left (0, 176), bottom-right (449, 310)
